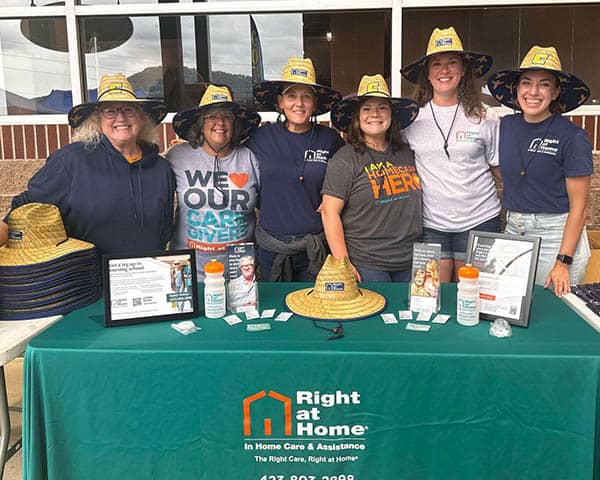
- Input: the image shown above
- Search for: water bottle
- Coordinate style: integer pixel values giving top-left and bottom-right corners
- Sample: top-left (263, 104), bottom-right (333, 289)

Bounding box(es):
top-left (456, 264), bottom-right (480, 326)
top-left (204, 259), bottom-right (226, 318)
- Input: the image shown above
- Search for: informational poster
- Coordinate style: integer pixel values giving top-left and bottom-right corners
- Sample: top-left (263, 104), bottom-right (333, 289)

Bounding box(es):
top-left (103, 250), bottom-right (199, 327)
top-left (227, 243), bottom-right (259, 313)
top-left (466, 232), bottom-right (540, 327)
top-left (409, 243), bottom-right (441, 313)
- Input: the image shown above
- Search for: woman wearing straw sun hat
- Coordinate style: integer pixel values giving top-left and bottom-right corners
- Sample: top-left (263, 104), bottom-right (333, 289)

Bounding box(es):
top-left (400, 26), bottom-right (501, 283)
top-left (246, 57), bottom-right (345, 282)
top-left (167, 84), bottom-right (261, 280)
top-left (487, 46), bottom-right (592, 296)
top-left (0, 73), bottom-right (175, 256)
top-left (321, 74), bottom-right (421, 282)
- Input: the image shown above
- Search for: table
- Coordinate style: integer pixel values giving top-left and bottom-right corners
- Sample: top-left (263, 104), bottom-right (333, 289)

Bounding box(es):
top-left (23, 283), bottom-right (600, 480)
top-left (0, 315), bottom-right (61, 477)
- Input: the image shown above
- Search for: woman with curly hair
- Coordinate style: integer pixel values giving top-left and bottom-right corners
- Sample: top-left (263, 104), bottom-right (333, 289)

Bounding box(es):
top-left (0, 73), bottom-right (175, 255)
top-left (401, 27), bottom-right (501, 282)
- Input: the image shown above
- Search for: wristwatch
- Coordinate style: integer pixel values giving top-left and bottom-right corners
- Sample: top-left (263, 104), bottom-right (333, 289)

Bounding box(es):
top-left (556, 254), bottom-right (573, 265)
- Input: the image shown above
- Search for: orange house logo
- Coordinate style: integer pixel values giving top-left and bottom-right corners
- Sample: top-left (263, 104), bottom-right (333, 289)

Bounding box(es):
top-left (243, 390), bottom-right (292, 436)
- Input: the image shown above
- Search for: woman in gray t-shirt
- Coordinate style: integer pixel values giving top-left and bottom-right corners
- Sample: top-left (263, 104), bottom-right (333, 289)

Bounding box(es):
top-left (321, 74), bottom-right (422, 282)
top-left (167, 84), bottom-right (261, 281)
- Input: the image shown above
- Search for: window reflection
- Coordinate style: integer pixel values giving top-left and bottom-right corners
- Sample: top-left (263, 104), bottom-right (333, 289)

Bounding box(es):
top-left (81, 11), bottom-right (390, 113)
top-left (0, 19), bottom-right (72, 115)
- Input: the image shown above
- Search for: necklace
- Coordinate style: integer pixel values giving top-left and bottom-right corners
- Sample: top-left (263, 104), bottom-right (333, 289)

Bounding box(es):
top-left (429, 102), bottom-right (460, 159)
top-left (519, 114), bottom-right (556, 177)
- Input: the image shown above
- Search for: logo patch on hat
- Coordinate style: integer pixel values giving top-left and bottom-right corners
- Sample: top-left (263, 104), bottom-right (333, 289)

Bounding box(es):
top-left (366, 81), bottom-right (381, 93)
top-left (435, 38), bottom-right (453, 47)
top-left (531, 53), bottom-right (550, 65)
top-left (211, 93), bottom-right (228, 101)
top-left (325, 282), bottom-right (344, 292)
top-left (8, 230), bottom-right (22, 241)
top-left (291, 68), bottom-right (308, 77)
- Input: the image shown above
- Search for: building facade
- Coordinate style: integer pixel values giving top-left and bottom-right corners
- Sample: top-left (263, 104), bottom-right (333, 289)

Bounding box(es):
top-left (1, 0), bottom-right (599, 225)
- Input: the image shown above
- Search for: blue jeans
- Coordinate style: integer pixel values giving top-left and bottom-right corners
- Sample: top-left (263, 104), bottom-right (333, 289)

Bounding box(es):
top-left (423, 215), bottom-right (501, 261)
top-left (257, 234), bottom-right (316, 282)
top-left (355, 265), bottom-right (412, 283)
top-left (505, 211), bottom-right (590, 285)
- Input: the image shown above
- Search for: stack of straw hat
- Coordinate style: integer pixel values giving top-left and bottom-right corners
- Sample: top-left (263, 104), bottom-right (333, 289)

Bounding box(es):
top-left (0, 203), bottom-right (101, 320)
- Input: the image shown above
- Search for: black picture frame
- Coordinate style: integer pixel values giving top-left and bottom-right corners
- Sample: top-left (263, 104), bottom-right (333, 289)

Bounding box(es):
top-left (102, 249), bottom-right (199, 327)
top-left (465, 231), bottom-right (541, 327)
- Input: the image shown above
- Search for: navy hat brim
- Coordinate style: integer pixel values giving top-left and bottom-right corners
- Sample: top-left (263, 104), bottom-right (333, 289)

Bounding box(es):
top-left (68, 100), bottom-right (168, 129)
top-left (400, 50), bottom-right (493, 84)
top-left (331, 95), bottom-right (420, 133)
top-left (253, 80), bottom-right (342, 115)
top-left (486, 68), bottom-right (590, 113)
top-left (172, 101), bottom-right (261, 142)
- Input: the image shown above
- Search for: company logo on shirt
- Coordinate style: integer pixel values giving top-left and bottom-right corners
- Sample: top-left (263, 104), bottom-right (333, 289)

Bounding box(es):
top-left (304, 149), bottom-right (330, 164)
top-left (455, 130), bottom-right (479, 142)
top-left (183, 169), bottom-right (253, 252)
top-left (363, 161), bottom-right (421, 205)
top-left (528, 137), bottom-right (559, 156)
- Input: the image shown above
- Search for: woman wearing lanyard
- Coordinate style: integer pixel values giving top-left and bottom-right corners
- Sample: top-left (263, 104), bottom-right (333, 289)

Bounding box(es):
top-left (487, 46), bottom-right (592, 296)
top-left (247, 57), bottom-right (345, 281)
top-left (321, 74), bottom-right (422, 282)
top-left (400, 27), bottom-right (501, 282)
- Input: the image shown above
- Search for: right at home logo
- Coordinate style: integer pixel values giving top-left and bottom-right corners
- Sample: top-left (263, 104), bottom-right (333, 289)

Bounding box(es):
top-left (242, 389), bottom-right (367, 438)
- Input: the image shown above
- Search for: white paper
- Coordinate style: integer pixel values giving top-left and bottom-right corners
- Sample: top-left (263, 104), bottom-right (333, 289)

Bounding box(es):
top-left (416, 311), bottom-right (432, 322)
top-left (245, 310), bottom-right (260, 320)
top-left (223, 314), bottom-right (243, 325)
top-left (274, 312), bottom-right (293, 322)
top-left (381, 313), bottom-right (398, 324)
top-left (398, 310), bottom-right (413, 320)
top-left (432, 314), bottom-right (451, 324)
top-left (406, 322), bottom-right (431, 332)
top-left (261, 309), bottom-right (276, 318)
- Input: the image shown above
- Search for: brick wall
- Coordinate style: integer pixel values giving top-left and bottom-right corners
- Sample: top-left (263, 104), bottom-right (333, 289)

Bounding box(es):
top-left (1, 119), bottom-right (600, 229)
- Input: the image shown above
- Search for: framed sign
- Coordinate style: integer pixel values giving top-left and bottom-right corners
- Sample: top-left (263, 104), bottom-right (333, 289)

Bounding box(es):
top-left (103, 250), bottom-right (199, 327)
top-left (466, 231), bottom-right (541, 327)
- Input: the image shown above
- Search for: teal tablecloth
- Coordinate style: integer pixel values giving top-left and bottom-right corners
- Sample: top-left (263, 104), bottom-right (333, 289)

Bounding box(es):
top-left (23, 283), bottom-right (600, 480)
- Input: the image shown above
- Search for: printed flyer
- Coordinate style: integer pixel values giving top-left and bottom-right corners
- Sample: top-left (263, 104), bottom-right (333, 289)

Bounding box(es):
top-left (227, 243), bottom-right (259, 312)
top-left (409, 243), bottom-right (441, 313)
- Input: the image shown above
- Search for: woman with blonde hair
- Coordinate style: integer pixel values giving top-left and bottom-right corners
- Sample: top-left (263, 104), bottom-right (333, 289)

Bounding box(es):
top-left (0, 73), bottom-right (175, 255)
top-left (401, 27), bottom-right (501, 283)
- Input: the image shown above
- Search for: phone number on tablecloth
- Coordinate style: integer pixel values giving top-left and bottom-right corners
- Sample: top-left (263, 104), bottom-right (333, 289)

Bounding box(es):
top-left (259, 476), bottom-right (355, 480)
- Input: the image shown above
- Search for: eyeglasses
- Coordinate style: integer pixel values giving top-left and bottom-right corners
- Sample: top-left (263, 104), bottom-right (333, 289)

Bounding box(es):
top-left (99, 106), bottom-right (139, 119)
top-left (203, 113), bottom-right (235, 123)
top-left (240, 264), bottom-right (254, 269)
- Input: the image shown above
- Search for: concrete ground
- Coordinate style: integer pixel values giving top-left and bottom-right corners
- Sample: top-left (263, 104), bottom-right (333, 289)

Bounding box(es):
top-left (2, 357), bottom-right (23, 480)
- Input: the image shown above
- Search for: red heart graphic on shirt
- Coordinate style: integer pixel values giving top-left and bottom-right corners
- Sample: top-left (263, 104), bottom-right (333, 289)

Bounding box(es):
top-left (229, 172), bottom-right (249, 188)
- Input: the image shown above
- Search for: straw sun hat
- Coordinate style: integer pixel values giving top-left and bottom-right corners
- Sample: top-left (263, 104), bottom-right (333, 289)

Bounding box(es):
top-left (172, 84), bottom-right (261, 141)
top-left (0, 203), bottom-right (95, 267)
top-left (285, 255), bottom-right (386, 321)
top-left (253, 57), bottom-right (342, 115)
top-left (486, 45), bottom-right (590, 113)
top-left (400, 26), bottom-right (493, 84)
top-left (331, 74), bottom-right (419, 133)
top-left (68, 73), bottom-right (168, 128)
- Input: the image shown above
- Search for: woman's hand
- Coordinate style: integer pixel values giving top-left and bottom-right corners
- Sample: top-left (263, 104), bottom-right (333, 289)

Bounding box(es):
top-left (545, 261), bottom-right (571, 297)
top-left (350, 262), bottom-right (362, 282)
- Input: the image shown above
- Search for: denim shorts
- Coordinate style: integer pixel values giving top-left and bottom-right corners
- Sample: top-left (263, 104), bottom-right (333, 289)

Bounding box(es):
top-left (505, 211), bottom-right (590, 285)
top-left (423, 215), bottom-right (501, 261)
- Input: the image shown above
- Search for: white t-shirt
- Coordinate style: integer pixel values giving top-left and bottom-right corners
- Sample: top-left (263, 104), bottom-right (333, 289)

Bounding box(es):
top-left (402, 102), bottom-right (500, 231)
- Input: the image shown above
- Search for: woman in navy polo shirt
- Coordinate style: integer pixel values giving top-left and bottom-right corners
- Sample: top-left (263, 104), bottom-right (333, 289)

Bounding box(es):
top-left (487, 46), bottom-right (593, 296)
top-left (247, 57), bottom-right (344, 281)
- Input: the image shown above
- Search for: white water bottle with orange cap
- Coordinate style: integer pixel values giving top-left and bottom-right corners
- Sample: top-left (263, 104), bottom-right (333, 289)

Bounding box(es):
top-left (204, 259), bottom-right (226, 318)
top-left (456, 264), bottom-right (480, 326)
